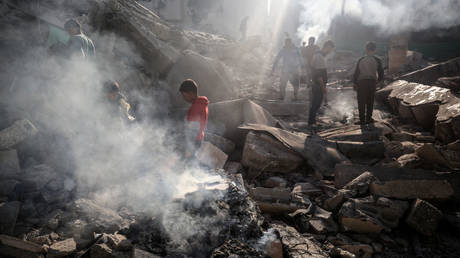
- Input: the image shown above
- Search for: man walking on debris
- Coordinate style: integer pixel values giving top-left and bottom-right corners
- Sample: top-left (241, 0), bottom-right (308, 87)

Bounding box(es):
top-left (308, 40), bottom-right (335, 126)
top-left (64, 19), bottom-right (95, 58)
top-left (103, 80), bottom-right (135, 123)
top-left (179, 79), bottom-right (209, 159)
top-left (302, 36), bottom-right (320, 86)
top-left (352, 41), bottom-right (384, 125)
top-left (272, 38), bottom-right (304, 101)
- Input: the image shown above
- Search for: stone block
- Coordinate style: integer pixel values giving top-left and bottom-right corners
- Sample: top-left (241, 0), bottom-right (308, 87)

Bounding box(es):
top-left (406, 199), bottom-right (443, 236)
top-left (196, 141), bottom-right (228, 169)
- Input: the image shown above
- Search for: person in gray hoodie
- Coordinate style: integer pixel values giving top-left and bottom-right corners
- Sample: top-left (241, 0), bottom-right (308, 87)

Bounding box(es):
top-left (352, 41), bottom-right (384, 125)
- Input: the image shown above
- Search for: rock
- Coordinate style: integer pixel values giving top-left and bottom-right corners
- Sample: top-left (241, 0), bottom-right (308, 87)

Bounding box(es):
top-left (29, 235), bottom-right (52, 246)
top-left (406, 199), bottom-right (443, 236)
top-left (90, 243), bottom-right (114, 258)
top-left (223, 162), bottom-right (242, 174)
top-left (242, 131), bottom-right (303, 173)
top-left (0, 201), bottom-right (20, 234)
top-left (336, 141), bottom-right (385, 159)
top-left (399, 57), bottom-right (460, 85)
top-left (323, 191), bottom-right (345, 212)
top-left (195, 141), bottom-right (228, 169)
top-left (69, 199), bottom-right (124, 233)
top-left (168, 50), bottom-right (235, 107)
top-left (266, 239), bottom-right (283, 258)
top-left (249, 187), bottom-right (304, 214)
top-left (390, 131), bottom-right (415, 142)
top-left (0, 150), bottom-right (20, 180)
top-left (331, 247), bottom-right (356, 258)
top-left (0, 119), bottom-right (38, 150)
top-left (319, 125), bottom-right (383, 142)
top-left (271, 223), bottom-right (329, 257)
top-left (371, 242), bottom-right (383, 253)
top-left (0, 234), bottom-right (44, 258)
top-left (338, 196), bottom-right (408, 233)
top-left (105, 234), bottom-right (132, 251)
top-left (19, 164), bottom-right (57, 192)
top-left (333, 164), bottom-right (371, 188)
top-left (210, 239), bottom-right (264, 258)
top-left (48, 238), bottom-right (76, 257)
top-left (132, 247), bottom-right (161, 258)
top-left (397, 153), bottom-right (423, 168)
top-left (0, 179), bottom-right (19, 196)
top-left (204, 132), bottom-right (236, 155)
top-left (263, 177), bottom-right (288, 188)
top-left (435, 76), bottom-right (460, 92)
top-left (339, 243), bottom-right (373, 258)
top-left (343, 172), bottom-right (378, 197)
top-left (292, 183), bottom-right (322, 197)
top-left (309, 218), bottom-right (338, 234)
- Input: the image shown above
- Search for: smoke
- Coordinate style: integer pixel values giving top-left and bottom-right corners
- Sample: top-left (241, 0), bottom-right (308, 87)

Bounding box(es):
top-left (297, 0), bottom-right (460, 41)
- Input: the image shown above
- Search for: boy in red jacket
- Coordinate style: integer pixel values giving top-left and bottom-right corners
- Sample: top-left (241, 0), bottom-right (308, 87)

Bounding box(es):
top-left (179, 79), bottom-right (209, 158)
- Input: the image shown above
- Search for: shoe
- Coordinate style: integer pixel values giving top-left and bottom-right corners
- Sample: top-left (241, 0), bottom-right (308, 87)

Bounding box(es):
top-left (354, 121), bottom-right (365, 125)
top-left (366, 118), bottom-right (375, 124)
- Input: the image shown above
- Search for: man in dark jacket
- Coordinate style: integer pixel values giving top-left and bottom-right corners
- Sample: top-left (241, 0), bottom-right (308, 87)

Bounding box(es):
top-left (352, 41), bottom-right (384, 125)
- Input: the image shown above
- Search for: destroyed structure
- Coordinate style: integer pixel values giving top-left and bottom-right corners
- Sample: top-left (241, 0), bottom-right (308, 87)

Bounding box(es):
top-left (1, 0), bottom-right (460, 257)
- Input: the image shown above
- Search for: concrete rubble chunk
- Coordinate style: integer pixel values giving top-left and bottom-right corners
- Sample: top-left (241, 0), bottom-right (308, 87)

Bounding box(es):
top-left (204, 132), bottom-right (236, 155)
top-left (0, 179), bottom-right (19, 196)
top-left (132, 247), bottom-right (162, 258)
top-left (48, 238), bottom-right (77, 257)
top-left (242, 131), bottom-right (303, 173)
top-left (406, 199), bottom-right (443, 236)
top-left (0, 201), bottom-right (21, 235)
top-left (266, 239), bottom-right (283, 258)
top-left (323, 191), bottom-right (345, 212)
top-left (339, 244), bottom-right (373, 258)
top-left (195, 141), bottom-right (228, 169)
top-left (338, 196), bottom-right (408, 234)
top-left (0, 119), bottom-right (38, 150)
top-left (69, 199), bottom-right (124, 233)
top-left (343, 172), bottom-right (378, 197)
top-left (336, 141), bottom-right (385, 159)
top-left (263, 177), bottom-right (288, 188)
top-left (250, 187), bottom-right (306, 214)
top-left (292, 183), bottom-right (322, 197)
top-left (399, 57), bottom-right (460, 85)
top-left (271, 223), bottom-right (329, 258)
top-left (0, 234), bottom-right (44, 258)
top-left (0, 150), bottom-right (21, 180)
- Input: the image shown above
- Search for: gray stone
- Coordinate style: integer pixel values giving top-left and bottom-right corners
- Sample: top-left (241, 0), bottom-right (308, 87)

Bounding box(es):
top-left (48, 238), bottom-right (77, 257)
top-left (0, 201), bottom-right (20, 234)
top-left (242, 132), bottom-right (303, 173)
top-left (406, 199), bottom-right (443, 236)
top-left (0, 119), bottom-right (38, 150)
top-left (343, 171), bottom-right (378, 197)
top-left (204, 132), bottom-right (236, 155)
top-left (195, 141), bottom-right (228, 169)
top-left (69, 199), bottom-right (124, 234)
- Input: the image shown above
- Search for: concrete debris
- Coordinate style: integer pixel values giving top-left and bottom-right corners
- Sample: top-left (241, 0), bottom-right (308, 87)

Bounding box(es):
top-left (48, 238), bottom-right (77, 257)
top-left (339, 243), bottom-right (373, 258)
top-left (131, 247), bottom-right (161, 258)
top-left (343, 172), bottom-right (378, 197)
top-left (271, 223), bottom-right (329, 258)
top-left (69, 199), bottom-right (124, 234)
top-left (398, 57), bottom-right (460, 85)
top-left (406, 199), bottom-right (443, 236)
top-left (264, 177), bottom-right (288, 188)
top-left (0, 234), bottom-right (44, 258)
top-left (339, 196), bottom-right (408, 233)
top-left (435, 76), bottom-right (460, 92)
top-left (242, 131), bottom-right (303, 173)
top-left (292, 183), bottom-right (322, 197)
top-left (204, 132), bottom-right (236, 155)
top-left (223, 161), bottom-right (243, 174)
top-left (210, 239), bottom-right (264, 258)
top-left (195, 141), bottom-right (228, 169)
top-left (0, 119), bottom-right (38, 150)
top-left (336, 140), bottom-right (385, 160)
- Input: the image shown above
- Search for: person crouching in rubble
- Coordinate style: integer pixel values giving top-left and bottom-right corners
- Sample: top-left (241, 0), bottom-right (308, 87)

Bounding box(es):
top-left (64, 19), bottom-right (95, 59)
top-left (103, 80), bottom-right (135, 124)
top-left (308, 40), bottom-right (335, 127)
top-left (271, 38), bottom-right (304, 101)
top-left (179, 79), bottom-right (209, 159)
top-left (352, 41), bottom-right (384, 125)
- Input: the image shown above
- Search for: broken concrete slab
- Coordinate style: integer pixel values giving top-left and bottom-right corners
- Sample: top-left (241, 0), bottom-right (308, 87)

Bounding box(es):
top-left (132, 247), bottom-right (161, 258)
top-left (334, 164), bottom-right (372, 188)
top-left (339, 196), bottom-right (408, 233)
top-left (398, 57), bottom-right (460, 85)
top-left (242, 131), bottom-right (303, 173)
top-left (336, 141), bottom-right (385, 160)
top-left (48, 238), bottom-right (76, 257)
top-left (292, 183), bottom-right (322, 197)
top-left (263, 177), bottom-right (287, 188)
top-left (250, 187), bottom-right (291, 203)
top-left (406, 199), bottom-right (443, 236)
top-left (223, 161), bottom-right (242, 174)
top-left (271, 223), bottom-right (329, 257)
top-left (0, 150), bottom-right (20, 180)
top-left (196, 141), bottom-right (228, 169)
top-left (0, 119), bottom-right (38, 150)
top-left (339, 243), bottom-right (373, 258)
top-left (343, 171), bottom-right (378, 197)
top-left (319, 124), bottom-right (387, 142)
top-left (0, 179), bottom-right (19, 197)
top-left (252, 100), bottom-right (308, 116)
top-left (69, 199), bottom-right (124, 234)
top-left (0, 234), bottom-right (44, 258)
top-left (239, 124), bottom-right (348, 176)
top-left (0, 201), bottom-right (20, 235)
top-left (435, 76), bottom-right (460, 92)
top-left (204, 132), bottom-right (236, 155)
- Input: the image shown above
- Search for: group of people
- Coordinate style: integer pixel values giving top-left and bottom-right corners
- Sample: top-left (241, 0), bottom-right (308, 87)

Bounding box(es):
top-left (271, 37), bottom-right (384, 127)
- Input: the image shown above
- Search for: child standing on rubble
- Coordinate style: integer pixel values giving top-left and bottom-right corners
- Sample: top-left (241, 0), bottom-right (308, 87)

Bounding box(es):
top-left (179, 79), bottom-right (209, 159)
top-left (352, 42), bottom-right (384, 125)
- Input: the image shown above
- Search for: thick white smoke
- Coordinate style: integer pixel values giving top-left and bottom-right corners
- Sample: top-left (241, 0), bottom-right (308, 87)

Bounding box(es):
top-left (297, 0), bottom-right (460, 40)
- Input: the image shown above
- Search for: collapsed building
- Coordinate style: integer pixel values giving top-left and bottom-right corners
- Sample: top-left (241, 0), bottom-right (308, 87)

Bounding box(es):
top-left (0, 0), bottom-right (460, 257)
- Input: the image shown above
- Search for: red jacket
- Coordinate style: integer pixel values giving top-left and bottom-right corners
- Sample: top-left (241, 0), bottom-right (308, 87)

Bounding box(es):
top-left (186, 96), bottom-right (209, 141)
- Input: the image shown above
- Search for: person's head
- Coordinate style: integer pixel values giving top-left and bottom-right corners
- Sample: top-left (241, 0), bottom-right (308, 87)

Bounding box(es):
top-left (365, 41), bottom-right (377, 55)
top-left (322, 40), bottom-right (335, 55)
top-left (179, 79), bottom-right (198, 103)
top-left (64, 19), bottom-right (81, 35)
top-left (103, 80), bottom-right (120, 101)
top-left (308, 36), bottom-right (315, 46)
top-left (284, 38), bottom-right (293, 48)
